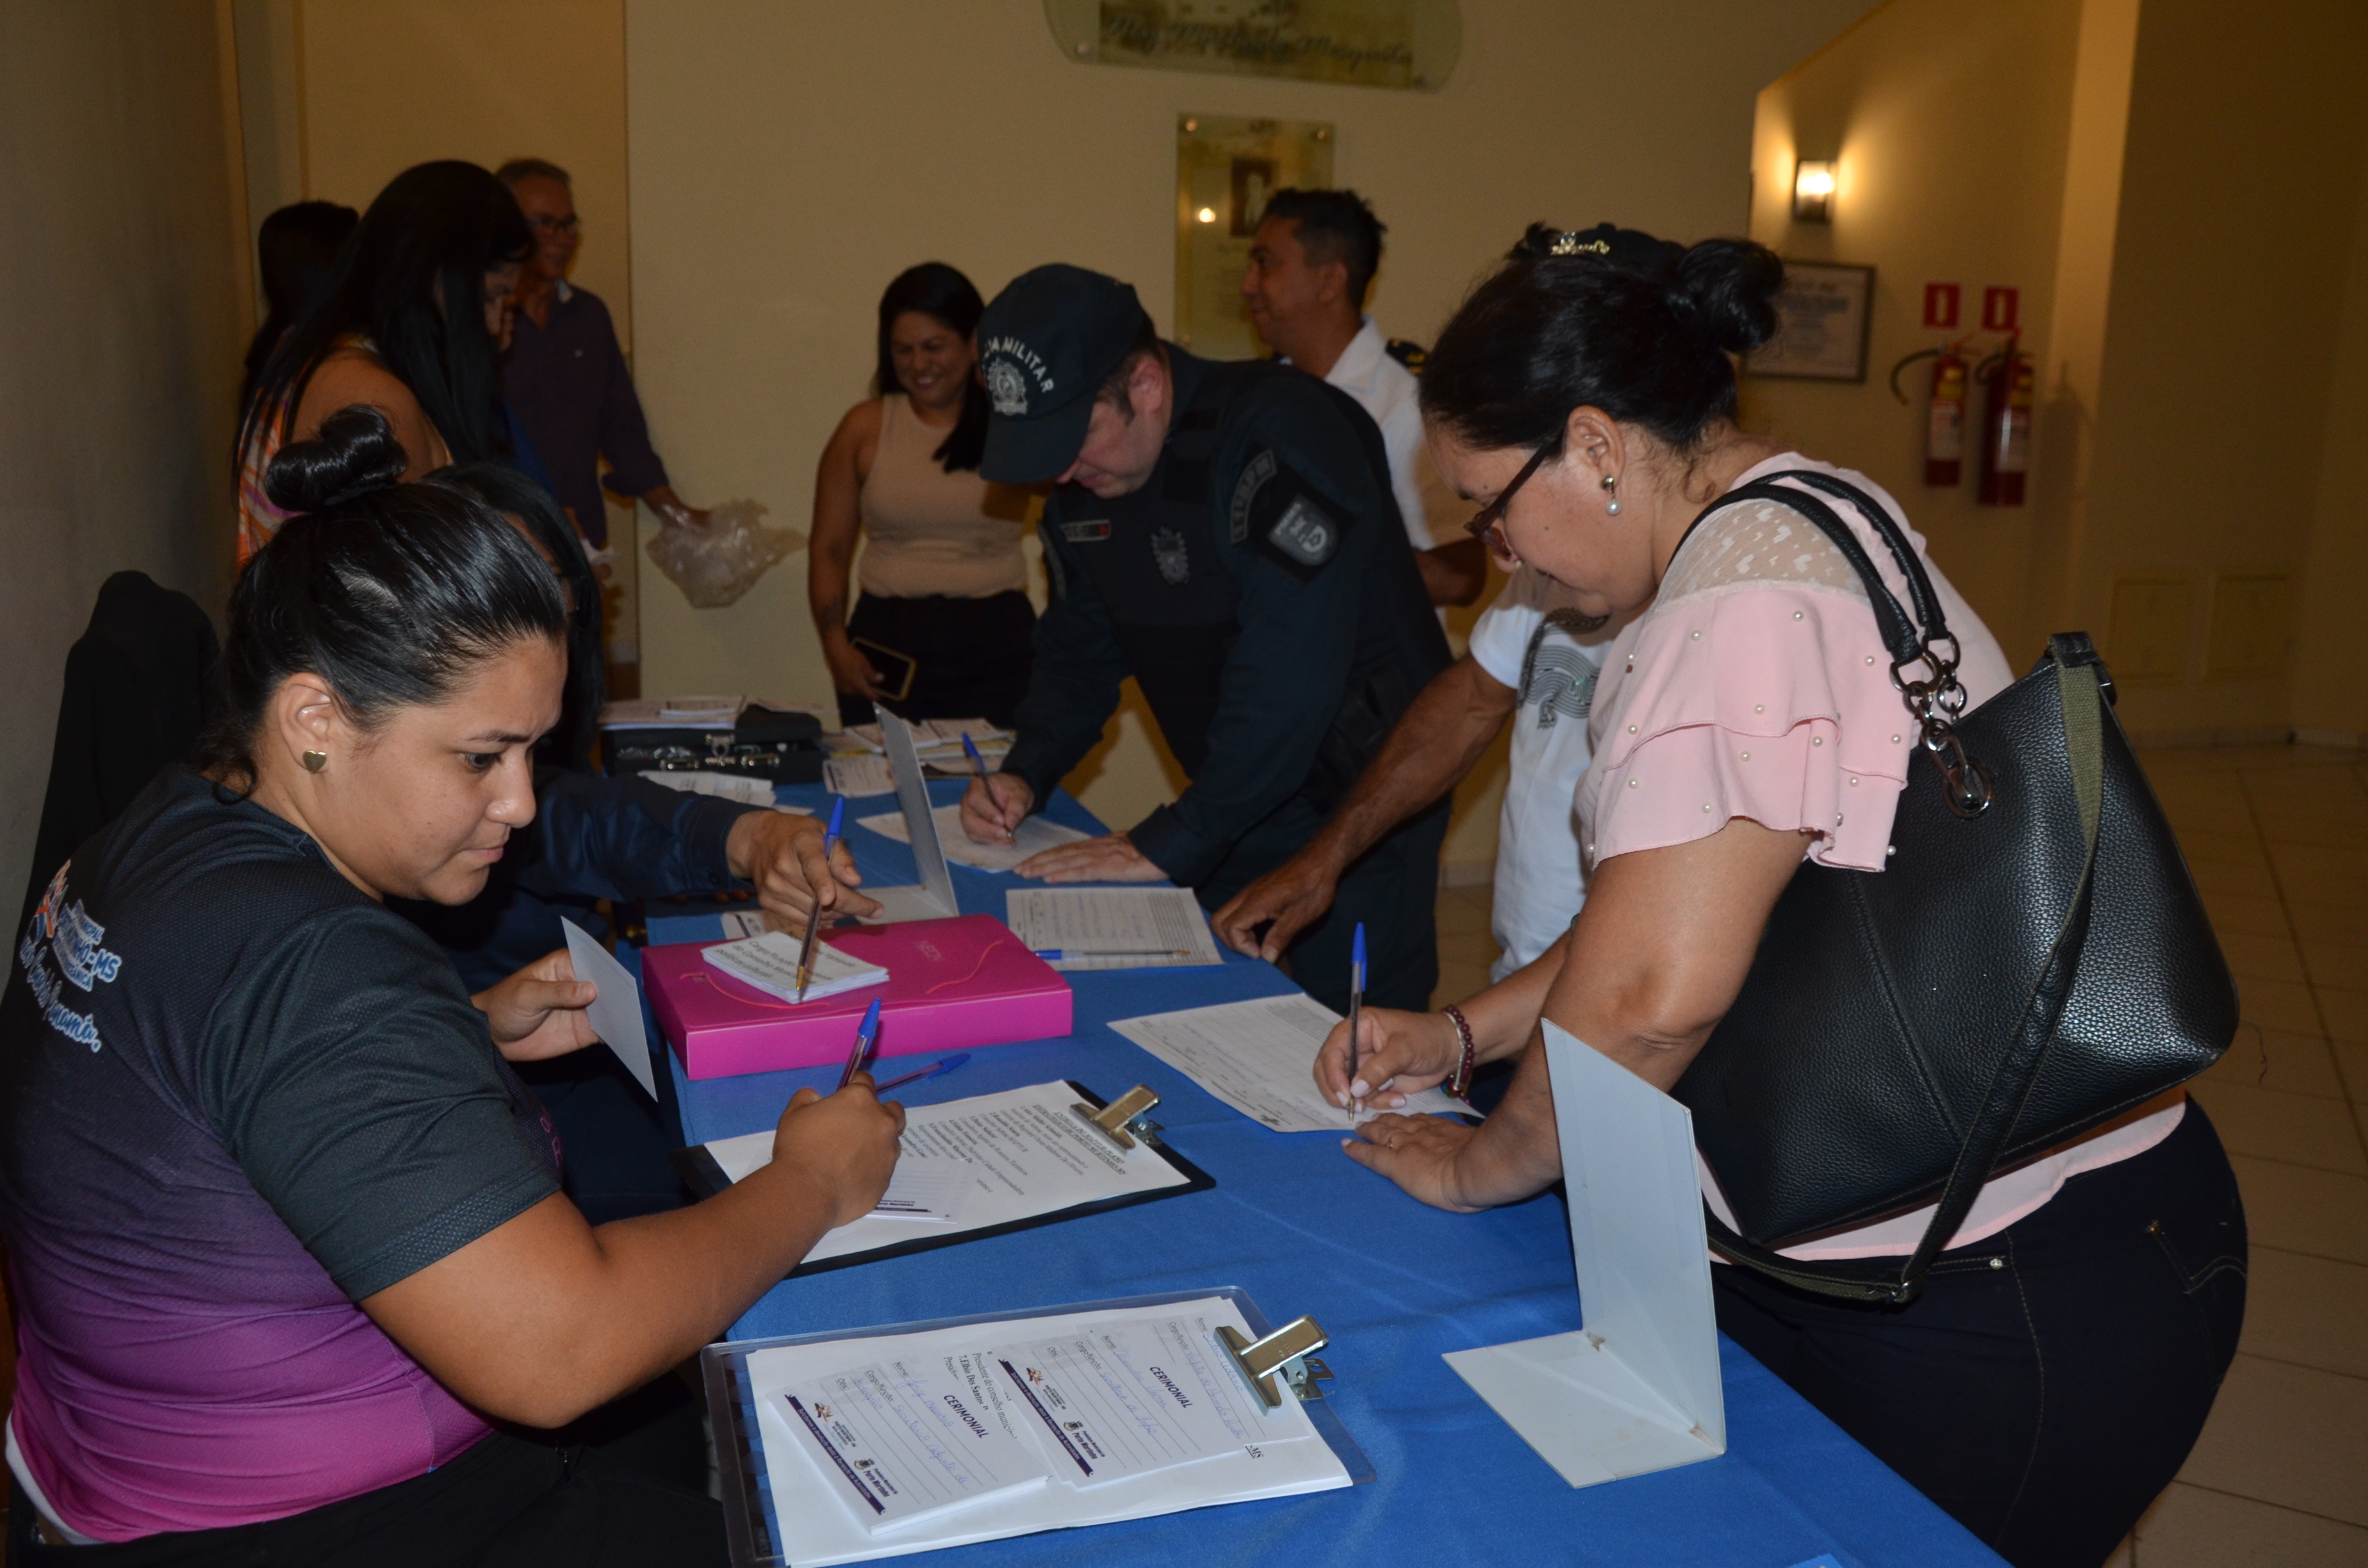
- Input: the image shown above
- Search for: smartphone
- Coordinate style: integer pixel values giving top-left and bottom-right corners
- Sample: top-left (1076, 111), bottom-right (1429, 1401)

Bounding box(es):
top-left (850, 637), bottom-right (918, 702)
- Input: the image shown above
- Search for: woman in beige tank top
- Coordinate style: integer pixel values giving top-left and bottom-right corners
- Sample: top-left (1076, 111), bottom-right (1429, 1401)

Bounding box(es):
top-left (809, 264), bottom-right (1034, 727)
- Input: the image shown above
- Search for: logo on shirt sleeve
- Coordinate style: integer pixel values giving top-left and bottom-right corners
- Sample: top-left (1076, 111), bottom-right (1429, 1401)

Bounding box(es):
top-left (18, 863), bottom-right (115, 1052)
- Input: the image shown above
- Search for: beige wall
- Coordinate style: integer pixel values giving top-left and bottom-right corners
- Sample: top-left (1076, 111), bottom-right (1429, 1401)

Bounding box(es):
top-left (0, 0), bottom-right (250, 910)
top-left (1748, 0), bottom-right (2368, 744)
top-left (623, 0), bottom-right (1876, 853)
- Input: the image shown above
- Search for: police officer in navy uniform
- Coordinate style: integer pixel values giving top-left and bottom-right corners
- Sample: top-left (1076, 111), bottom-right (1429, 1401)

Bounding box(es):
top-left (958, 265), bottom-right (1450, 1012)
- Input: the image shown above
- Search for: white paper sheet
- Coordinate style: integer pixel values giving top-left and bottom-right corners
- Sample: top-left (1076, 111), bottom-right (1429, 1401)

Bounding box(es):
top-left (781, 1353), bottom-right (1048, 1534)
top-left (744, 1296), bottom-right (1344, 1565)
top-left (636, 769), bottom-right (782, 806)
top-left (1106, 993), bottom-right (1469, 1133)
top-left (860, 806), bottom-right (1087, 874)
top-left (987, 1317), bottom-right (1276, 1488)
top-left (700, 1081), bottom-right (1194, 1263)
top-left (561, 920), bottom-right (658, 1098)
top-left (1001, 888), bottom-right (1226, 970)
top-left (826, 755), bottom-right (896, 797)
top-left (702, 929), bottom-right (889, 1004)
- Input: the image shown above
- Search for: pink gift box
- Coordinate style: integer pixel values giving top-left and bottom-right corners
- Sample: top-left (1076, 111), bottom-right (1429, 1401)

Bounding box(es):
top-left (643, 915), bottom-right (1073, 1080)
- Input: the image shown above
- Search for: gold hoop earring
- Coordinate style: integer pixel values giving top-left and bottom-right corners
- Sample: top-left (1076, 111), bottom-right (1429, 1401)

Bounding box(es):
top-left (302, 750), bottom-right (327, 774)
top-left (1602, 475), bottom-right (1621, 516)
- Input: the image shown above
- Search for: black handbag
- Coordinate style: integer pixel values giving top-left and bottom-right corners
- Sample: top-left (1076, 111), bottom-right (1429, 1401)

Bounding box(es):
top-left (1668, 472), bottom-right (2237, 1303)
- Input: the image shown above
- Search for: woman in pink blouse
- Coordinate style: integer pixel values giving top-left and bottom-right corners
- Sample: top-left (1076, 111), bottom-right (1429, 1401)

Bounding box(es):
top-left (1326, 225), bottom-right (2243, 1568)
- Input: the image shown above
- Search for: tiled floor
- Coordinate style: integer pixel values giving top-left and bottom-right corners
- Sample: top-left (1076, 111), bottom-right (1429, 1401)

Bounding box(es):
top-left (1431, 741), bottom-right (2368, 1568)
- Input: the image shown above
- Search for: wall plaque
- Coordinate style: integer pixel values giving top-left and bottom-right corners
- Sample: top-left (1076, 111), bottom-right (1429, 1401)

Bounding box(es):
top-left (1047, 0), bottom-right (1461, 90)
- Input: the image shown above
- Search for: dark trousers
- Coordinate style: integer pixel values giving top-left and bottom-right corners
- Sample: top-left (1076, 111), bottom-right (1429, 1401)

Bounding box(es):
top-left (9, 1378), bottom-right (723, 1567)
top-left (1714, 1101), bottom-right (2247, 1568)
top-left (837, 590), bottom-right (1036, 730)
top-left (1200, 794), bottom-right (1451, 1013)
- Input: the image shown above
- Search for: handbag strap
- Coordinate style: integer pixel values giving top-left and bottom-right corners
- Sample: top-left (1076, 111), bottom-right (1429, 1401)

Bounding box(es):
top-left (1698, 640), bottom-right (2110, 1303)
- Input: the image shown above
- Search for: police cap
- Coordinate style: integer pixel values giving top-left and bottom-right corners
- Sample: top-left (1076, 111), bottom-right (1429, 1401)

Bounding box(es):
top-left (976, 265), bottom-right (1147, 484)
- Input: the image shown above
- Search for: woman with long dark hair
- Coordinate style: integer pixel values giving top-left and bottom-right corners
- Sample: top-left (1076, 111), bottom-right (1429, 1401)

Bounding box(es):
top-left (238, 200), bottom-right (359, 414)
top-left (236, 161), bottom-right (532, 562)
top-left (807, 262), bottom-right (1035, 727)
top-left (3, 407), bottom-right (901, 1562)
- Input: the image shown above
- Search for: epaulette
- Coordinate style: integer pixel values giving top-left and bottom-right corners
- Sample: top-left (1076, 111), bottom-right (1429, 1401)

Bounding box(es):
top-left (1385, 338), bottom-right (1428, 373)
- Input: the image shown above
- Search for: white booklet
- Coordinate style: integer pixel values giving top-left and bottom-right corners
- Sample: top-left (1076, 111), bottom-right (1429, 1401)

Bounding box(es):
top-left (743, 1296), bottom-right (1345, 1562)
top-left (859, 804), bottom-right (1087, 874)
top-left (1003, 887), bottom-right (1226, 970)
top-left (1107, 993), bottom-right (1471, 1133)
top-left (702, 929), bottom-right (888, 1004)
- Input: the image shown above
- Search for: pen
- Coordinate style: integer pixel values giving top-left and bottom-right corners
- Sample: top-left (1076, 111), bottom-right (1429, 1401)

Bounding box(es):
top-left (839, 996), bottom-right (885, 1090)
top-left (794, 796), bottom-right (846, 1002)
top-left (1345, 922), bottom-right (1366, 1120)
top-left (871, 1052), bottom-right (970, 1094)
top-left (1031, 949), bottom-right (1190, 961)
top-left (964, 731), bottom-right (1015, 844)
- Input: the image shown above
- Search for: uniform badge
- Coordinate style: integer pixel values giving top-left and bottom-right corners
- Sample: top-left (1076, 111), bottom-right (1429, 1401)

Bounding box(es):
top-left (1150, 527), bottom-right (1191, 585)
top-left (1060, 519), bottom-right (1112, 543)
top-left (986, 358), bottom-right (1030, 416)
top-left (1265, 496), bottom-right (1338, 571)
top-left (1229, 450), bottom-right (1277, 545)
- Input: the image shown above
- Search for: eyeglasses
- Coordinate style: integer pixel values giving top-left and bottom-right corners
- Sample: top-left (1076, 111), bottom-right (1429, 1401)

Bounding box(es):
top-left (1462, 442), bottom-right (1557, 553)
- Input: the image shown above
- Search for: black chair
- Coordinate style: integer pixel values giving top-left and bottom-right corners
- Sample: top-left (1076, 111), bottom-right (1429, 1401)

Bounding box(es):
top-left (18, 571), bottom-right (217, 933)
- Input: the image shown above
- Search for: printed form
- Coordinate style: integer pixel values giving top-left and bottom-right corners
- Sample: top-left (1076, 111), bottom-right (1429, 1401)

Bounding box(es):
top-left (746, 1296), bottom-right (1345, 1563)
top-left (1108, 993), bottom-right (1470, 1133)
top-left (698, 1081), bottom-right (1192, 1262)
top-left (859, 805), bottom-right (1087, 874)
top-left (1003, 888), bottom-right (1226, 970)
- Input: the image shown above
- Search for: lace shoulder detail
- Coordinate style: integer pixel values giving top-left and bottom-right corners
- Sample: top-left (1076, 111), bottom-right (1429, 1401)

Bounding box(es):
top-left (1659, 498), bottom-right (1865, 607)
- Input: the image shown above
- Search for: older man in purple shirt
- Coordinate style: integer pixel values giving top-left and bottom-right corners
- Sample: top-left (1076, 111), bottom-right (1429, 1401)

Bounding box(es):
top-left (498, 158), bottom-right (703, 549)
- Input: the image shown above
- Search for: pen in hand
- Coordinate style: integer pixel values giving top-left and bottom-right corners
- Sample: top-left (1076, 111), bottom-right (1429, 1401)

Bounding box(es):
top-left (1345, 922), bottom-right (1366, 1122)
top-left (962, 732), bottom-right (1014, 845)
top-left (839, 996), bottom-right (885, 1091)
top-left (794, 796), bottom-right (846, 1002)
top-left (871, 1052), bottom-right (969, 1094)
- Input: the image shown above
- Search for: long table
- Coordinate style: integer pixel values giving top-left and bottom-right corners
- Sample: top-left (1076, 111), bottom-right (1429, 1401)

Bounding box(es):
top-left (646, 779), bottom-right (2002, 1568)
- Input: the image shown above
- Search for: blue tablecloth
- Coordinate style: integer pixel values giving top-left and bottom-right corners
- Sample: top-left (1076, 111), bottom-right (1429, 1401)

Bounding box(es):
top-left (644, 780), bottom-right (2000, 1568)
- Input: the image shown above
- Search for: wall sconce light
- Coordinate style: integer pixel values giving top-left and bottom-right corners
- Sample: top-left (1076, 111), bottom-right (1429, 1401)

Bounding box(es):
top-left (1196, 206), bottom-right (1217, 224)
top-left (1793, 159), bottom-right (1836, 222)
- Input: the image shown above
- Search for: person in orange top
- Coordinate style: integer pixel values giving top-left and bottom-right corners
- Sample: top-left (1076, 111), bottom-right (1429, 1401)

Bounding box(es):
top-left (236, 161), bottom-right (532, 562)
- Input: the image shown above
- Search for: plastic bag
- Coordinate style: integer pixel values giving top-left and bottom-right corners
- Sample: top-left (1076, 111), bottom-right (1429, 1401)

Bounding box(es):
top-left (644, 500), bottom-right (805, 608)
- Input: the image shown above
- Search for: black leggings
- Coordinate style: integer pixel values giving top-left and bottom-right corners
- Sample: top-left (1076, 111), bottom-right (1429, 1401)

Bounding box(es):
top-left (837, 590), bottom-right (1036, 730)
top-left (8, 1378), bottom-right (724, 1567)
top-left (1714, 1101), bottom-right (2246, 1568)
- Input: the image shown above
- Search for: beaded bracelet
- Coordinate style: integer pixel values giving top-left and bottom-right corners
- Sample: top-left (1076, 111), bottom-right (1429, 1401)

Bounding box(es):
top-left (1442, 1004), bottom-right (1477, 1100)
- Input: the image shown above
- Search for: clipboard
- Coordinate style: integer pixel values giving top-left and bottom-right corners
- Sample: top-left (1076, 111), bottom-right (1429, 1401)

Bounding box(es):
top-left (668, 1081), bottom-right (1215, 1278)
top-left (703, 1287), bottom-right (1376, 1568)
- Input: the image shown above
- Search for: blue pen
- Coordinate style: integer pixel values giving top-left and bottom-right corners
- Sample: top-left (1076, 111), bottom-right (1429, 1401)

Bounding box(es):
top-left (1345, 922), bottom-right (1367, 1120)
top-left (794, 797), bottom-right (848, 1002)
top-left (871, 1052), bottom-right (970, 1094)
top-left (839, 996), bottom-right (885, 1090)
top-left (964, 732), bottom-right (1014, 844)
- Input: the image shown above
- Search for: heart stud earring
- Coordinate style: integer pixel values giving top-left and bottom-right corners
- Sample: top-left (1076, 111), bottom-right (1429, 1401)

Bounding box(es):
top-left (1602, 475), bottom-right (1621, 516)
top-left (302, 750), bottom-right (327, 773)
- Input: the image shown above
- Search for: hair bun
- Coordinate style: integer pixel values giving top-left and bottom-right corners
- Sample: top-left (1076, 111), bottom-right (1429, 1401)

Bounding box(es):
top-left (1670, 239), bottom-right (1785, 355)
top-left (263, 404), bottom-right (409, 514)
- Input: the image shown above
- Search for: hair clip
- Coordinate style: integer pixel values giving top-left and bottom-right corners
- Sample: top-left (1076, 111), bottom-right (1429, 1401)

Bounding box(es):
top-left (1550, 232), bottom-right (1611, 257)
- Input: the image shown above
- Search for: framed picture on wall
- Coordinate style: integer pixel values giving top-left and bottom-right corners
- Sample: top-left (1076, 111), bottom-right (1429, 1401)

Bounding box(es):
top-left (1746, 261), bottom-right (1875, 382)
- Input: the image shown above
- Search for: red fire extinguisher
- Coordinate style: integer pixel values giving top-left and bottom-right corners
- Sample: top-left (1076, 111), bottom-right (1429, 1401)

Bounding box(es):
top-left (1925, 341), bottom-right (1969, 487)
top-left (1977, 335), bottom-right (2034, 506)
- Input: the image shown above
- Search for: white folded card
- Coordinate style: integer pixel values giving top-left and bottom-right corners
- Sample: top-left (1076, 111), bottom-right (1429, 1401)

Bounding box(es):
top-left (702, 929), bottom-right (888, 1004)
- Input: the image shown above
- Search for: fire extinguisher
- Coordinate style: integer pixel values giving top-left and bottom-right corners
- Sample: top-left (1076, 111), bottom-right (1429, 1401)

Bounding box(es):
top-left (1976, 334), bottom-right (2034, 506)
top-left (1887, 340), bottom-right (1973, 487)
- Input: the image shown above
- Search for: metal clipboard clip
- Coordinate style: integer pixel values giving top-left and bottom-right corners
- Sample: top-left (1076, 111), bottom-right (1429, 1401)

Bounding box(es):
top-left (1216, 1316), bottom-right (1335, 1408)
top-left (1070, 1084), bottom-right (1163, 1150)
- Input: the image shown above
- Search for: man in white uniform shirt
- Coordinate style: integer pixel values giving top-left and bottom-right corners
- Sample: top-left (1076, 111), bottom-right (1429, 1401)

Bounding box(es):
top-left (1214, 562), bottom-right (1616, 982)
top-left (1241, 189), bottom-right (1486, 608)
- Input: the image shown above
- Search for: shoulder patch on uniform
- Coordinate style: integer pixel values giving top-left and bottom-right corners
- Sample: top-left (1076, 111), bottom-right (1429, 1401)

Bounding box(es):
top-left (1228, 449), bottom-right (1278, 546)
top-left (1262, 493), bottom-right (1344, 578)
top-left (1385, 338), bottom-right (1428, 373)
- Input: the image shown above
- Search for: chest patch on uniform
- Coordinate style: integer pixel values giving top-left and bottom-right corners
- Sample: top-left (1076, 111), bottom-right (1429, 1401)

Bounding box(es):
top-left (1060, 519), bottom-right (1112, 544)
top-left (1151, 527), bottom-right (1192, 585)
